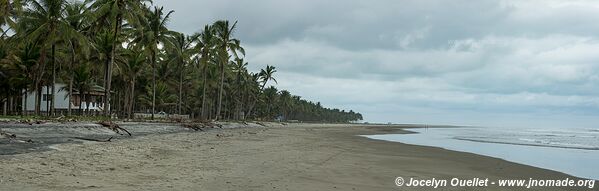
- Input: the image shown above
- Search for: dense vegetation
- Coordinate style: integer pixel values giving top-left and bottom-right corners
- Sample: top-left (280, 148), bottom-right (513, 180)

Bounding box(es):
top-left (0, 0), bottom-right (363, 122)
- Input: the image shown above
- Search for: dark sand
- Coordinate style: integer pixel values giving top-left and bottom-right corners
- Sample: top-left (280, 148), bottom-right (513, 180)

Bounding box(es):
top-left (0, 123), bottom-right (595, 190)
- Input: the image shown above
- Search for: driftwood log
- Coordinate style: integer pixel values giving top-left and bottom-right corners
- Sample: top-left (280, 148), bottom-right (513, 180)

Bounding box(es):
top-left (1, 130), bottom-right (34, 143)
top-left (72, 137), bottom-right (113, 142)
top-left (0, 130), bottom-right (17, 139)
top-left (182, 123), bottom-right (204, 131)
top-left (182, 121), bottom-right (223, 131)
top-left (98, 121), bottom-right (132, 136)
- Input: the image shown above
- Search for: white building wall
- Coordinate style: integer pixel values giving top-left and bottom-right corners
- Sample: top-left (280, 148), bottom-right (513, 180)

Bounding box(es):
top-left (22, 84), bottom-right (71, 111)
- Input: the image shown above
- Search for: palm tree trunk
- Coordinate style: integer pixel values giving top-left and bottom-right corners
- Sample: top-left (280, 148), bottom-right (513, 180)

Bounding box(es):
top-left (85, 94), bottom-right (89, 116)
top-left (22, 88), bottom-right (27, 116)
top-left (35, 50), bottom-right (47, 116)
top-left (246, 80), bottom-right (269, 119)
top-left (151, 52), bottom-right (156, 120)
top-left (9, 97), bottom-right (13, 115)
top-left (68, 43), bottom-right (75, 116)
top-left (200, 56), bottom-right (208, 120)
top-left (68, 78), bottom-right (73, 116)
top-left (178, 62), bottom-right (183, 115)
top-left (105, 46), bottom-right (114, 117)
top-left (45, 85), bottom-right (49, 115)
top-left (129, 79), bottom-right (135, 119)
top-left (50, 44), bottom-right (56, 117)
top-left (236, 72), bottom-right (242, 120)
top-left (2, 98), bottom-right (6, 116)
top-left (216, 60), bottom-right (225, 120)
top-left (78, 93), bottom-right (82, 116)
top-left (105, 14), bottom-right (122, 118)
top-left (35, 87), bottom-right (41, 115)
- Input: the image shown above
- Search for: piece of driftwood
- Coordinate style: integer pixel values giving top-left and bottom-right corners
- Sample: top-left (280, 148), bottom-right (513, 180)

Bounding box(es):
top-left (98, 121), bottom-right (132, 136)
top-left (182, 121), bottom-right (224, 131)
top-left (0, 130), bottom-right (17, 139)
top-left (182, 123), bottom-right (204, 131)
top-left (72, 137), bottom-right (113, 142)
top-left (1, 130), bottom-right (34, 143)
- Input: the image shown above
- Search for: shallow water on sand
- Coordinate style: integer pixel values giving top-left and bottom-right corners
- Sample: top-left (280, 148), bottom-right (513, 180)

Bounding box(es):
top-left (364, 127), bottom-right (599, 180)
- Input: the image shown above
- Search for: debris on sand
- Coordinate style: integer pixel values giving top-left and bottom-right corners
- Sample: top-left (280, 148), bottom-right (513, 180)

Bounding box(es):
top-left (1, 130), bottom-right (35, 143)
top-left (0, 130), bottom-right (17, 139)
top-left (72, 137), bottom-right (114, 142)
top-left (256, 122), bottom-right (267, 127)
top-left (98, 121), bottom-right (132, 136)
top-left (182, 121), bottom-right (223, 131)
top-left (182, 123), bottom-right (204, 131)
top-left (16, 119), bottom-right (47, 125)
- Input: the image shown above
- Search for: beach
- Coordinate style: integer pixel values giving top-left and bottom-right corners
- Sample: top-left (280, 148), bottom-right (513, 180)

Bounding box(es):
top-left (0, 123), bottom-right (594, 191)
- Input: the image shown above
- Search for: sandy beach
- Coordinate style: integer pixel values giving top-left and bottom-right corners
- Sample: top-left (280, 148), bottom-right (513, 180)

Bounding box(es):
top-left (0, 123), bottom-right (594, 191)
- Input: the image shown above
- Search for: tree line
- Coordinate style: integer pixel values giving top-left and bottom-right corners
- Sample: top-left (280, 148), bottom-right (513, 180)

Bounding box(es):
top-left (0, 0), bottom-right (363, 123)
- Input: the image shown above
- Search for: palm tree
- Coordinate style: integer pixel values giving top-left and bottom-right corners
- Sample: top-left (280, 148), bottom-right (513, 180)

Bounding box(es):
top-left (1, 36), bottom-right (31, 115)
top-left (262, 86), bottom-right (278, 119)
top-left (132, 6), bottom-right (174, 120)
top-left (212, 20), bottom-right (244, 120)
top-left (138, 81), bottom-right (176, 113)
top-left (231, 58), bottom-right (247, 120)
top-left (247, 65), bottom-right (277, 118)
top-left (88, 0), bottom-right (149, 117)
top-left (1, 2), bottom-right (367, 123)
top-left (11, 42), bottom-right (39, 115)
top-left (119, 49), bottom-right (145, 118)
top-left (195, 25), bottom-right (215, 120)
top-left (165, 32), bottom-right (196, 115)
top-left (259, 65), bottom-right (277, 90)
top-left (72, 62), bottom-right (94, 115)
top-left (278, 90), bottom-right (291, 120)
top-left (63, 1), bottom-right (89, 116)
top-left (19, 0), bottom-right (84, 116)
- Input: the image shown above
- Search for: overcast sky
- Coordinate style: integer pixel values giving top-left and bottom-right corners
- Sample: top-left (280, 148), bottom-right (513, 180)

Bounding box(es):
top-left (153, 0), bottom-right (599, 128)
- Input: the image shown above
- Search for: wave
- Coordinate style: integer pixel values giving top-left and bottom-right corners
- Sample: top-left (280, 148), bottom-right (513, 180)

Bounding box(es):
top-left (454, 137), bottom-right (599, 151)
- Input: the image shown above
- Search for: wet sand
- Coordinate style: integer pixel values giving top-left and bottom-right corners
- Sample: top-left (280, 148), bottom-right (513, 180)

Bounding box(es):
top-left (0, 123), bottom-right (594, 191)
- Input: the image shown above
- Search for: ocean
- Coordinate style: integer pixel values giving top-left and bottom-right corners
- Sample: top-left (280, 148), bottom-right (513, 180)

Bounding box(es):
top-left (363, 127), bottom-right (599, 180)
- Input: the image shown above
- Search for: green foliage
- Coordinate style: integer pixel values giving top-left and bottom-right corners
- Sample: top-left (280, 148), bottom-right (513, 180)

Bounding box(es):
top-left (0, 0), bottom-right (363, 123)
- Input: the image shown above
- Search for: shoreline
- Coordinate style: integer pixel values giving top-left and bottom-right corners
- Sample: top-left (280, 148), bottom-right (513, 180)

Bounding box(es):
top-left (0, 123), bottom-right (595, 190)
top-left (365, 126), bottom-right (599, 181)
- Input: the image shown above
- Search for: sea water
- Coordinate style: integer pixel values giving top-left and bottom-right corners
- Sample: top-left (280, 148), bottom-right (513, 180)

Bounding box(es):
top-left (364, 127), bottom-right (599, 180)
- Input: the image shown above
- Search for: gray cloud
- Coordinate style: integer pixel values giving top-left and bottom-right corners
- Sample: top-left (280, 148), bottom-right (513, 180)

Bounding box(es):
top-left (154, 0), bottom-right (599, 127)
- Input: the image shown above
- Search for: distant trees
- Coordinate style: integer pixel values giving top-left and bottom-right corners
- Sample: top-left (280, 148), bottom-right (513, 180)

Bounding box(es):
top-left (0, 0), bottom-right (363, 123)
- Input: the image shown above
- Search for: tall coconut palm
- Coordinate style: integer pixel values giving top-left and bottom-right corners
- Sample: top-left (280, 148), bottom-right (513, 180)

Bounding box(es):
top-left (138, 81), bottom-right (176, 113)
top-left (165, 32), bottom-right (196, 115)
top-left (1, 37), bottom-right (32, 115)
top-left (263, 86), bottom-right (278, 119)
top-left (72, 62), bottom-right (94, 115)
top-left (19, 0), bottom-right (84, 116)
top-left (119, 49), bottom-right (145, 118)
top-left (195, 25), bottom-right (215, 120)
top-left (278, 90), bottom-right (291, 120)
top-left (132, 6), bottom-right (174, 119)
top-left (212, 20), bottom-right (244, 120)
top-left (63, 1), bottom-right (89, 116)
top-left (88, 0), bottom-right (149, 117)
top-left (231, 58), bottom-right (247, 120)
top-left (247, 65), bottom-right (277, 118)
top-left (259, 65), bottom-right (277, 90)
